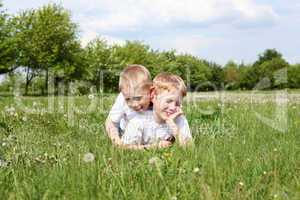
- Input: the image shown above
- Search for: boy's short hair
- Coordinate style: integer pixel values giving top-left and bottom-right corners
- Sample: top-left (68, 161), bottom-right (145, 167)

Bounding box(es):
top-left (153, 72), bottom-right (187, 97)
top-left (119, 64), bottom-right (152, 93)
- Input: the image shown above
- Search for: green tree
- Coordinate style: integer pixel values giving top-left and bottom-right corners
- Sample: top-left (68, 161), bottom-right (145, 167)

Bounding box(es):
top-left (288, 64), bottom-right (300, 88)
top-left (224, 60), bottom-right (240, 89)
top-left (239, 63), bottom-right (254, 90)
top-left (250, 49), bottom-right (288, 89)
top-left (12, 3), bottom-right (81, 95)
top-left (254, 49), bottom-right (283, 66)
top-left (206, 61), bottom-right (224, 90)
top-left (174, 54), bottom-right (211, 91)
top-left (0, 2), bottom-right (17, 74)
top-left (84, 38), bottom-right (115, 92)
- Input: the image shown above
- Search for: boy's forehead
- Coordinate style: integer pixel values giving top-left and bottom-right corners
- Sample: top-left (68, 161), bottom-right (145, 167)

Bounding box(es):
top-left (157, 90), bottom-right (182, 100)
top-left (122, 88), bottom-right (148, 98)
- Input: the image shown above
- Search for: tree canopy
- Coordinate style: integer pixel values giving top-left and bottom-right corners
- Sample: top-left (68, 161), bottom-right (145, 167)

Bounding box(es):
top-left (0, 2), bottom-right (299, 95)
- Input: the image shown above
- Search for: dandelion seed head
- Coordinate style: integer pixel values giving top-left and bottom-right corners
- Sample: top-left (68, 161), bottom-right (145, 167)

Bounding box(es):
top-left (22, 116), bottom-right (27, 122)
top-left (88, 94), bottom-right (95, 100)
top-left (0, 159), bottom-right (8, 167)
top-left (83, 152), bottom-right (95, 163)
top-left (170, 196), bottom-right (177, 200)
top-left (148, 156), bottom-right (161, 166)
top-left (193, 167), bottom-right (200, 173)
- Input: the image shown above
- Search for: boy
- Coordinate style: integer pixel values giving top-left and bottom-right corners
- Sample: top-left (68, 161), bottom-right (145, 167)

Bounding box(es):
top-left (121, 72), bottom-right (192, 150)
top-left (105, 65), bottom-right (152, 145)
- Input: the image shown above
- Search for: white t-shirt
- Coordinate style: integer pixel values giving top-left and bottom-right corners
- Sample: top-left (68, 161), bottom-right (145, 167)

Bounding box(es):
top-left (122, 111), bottom-right (192, 145)
top-left (108, 93), bottom-right (139, 131)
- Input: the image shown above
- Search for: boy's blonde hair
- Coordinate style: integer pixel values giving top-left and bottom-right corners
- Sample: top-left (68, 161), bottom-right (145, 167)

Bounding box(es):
top-left (119, 64), bottom-right (152, 93)
top-left (153, 72), bottom-right (187, 97)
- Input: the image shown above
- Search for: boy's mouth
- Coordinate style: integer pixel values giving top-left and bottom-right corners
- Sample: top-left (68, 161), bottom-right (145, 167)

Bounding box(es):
top-left (165, 111), bottom-right (175, 116)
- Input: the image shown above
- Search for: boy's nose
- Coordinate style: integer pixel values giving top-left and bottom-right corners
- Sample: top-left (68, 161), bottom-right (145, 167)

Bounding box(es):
top-left (132, 102), bottom-right (140, 109)
top-left (168, 102), bottom-right (177, 111)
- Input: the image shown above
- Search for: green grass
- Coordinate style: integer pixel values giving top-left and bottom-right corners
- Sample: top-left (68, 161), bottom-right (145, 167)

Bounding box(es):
top-left (0, 93), bottom-right (299, 199)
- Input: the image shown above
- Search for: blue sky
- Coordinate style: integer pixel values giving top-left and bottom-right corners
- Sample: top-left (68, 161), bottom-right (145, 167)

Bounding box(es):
top-left (2, 0), bottom-right (300, 65)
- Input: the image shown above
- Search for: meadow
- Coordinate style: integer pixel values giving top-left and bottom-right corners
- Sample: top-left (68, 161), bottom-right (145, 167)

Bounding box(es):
top-left (0, 91), bottom-right (299, 199)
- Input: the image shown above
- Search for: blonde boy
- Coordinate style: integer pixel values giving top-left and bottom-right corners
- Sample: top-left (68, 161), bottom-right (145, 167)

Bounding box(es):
top-left (105, 65), bottom-right (152, 145)
top-left (121, 72), bottom-right (192, 150)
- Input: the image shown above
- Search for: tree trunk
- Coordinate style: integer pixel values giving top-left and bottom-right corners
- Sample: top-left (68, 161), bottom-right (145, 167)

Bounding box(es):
top-left (25, 67), bottom-right (30, 96)
top-left (54, 76), bottom-right (59, 96)
top-left (44, 69), bottom-right (48, 95)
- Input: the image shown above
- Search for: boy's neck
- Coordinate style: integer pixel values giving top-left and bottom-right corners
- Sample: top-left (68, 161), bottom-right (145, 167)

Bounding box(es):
top-left (153, 111), bottom-right (165, 124)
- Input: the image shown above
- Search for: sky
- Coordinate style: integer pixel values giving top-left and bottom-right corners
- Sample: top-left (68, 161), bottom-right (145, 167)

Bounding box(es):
top-left (2, 0), bottom-right (300, 65)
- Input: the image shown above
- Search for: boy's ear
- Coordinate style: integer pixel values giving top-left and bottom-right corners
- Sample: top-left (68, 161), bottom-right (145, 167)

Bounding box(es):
top-left (150, 86), bottom-right (155, 101)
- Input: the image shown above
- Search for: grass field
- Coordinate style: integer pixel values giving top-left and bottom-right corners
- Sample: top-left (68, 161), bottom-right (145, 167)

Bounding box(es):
top-left (0, 91), bottom-right (299, 199)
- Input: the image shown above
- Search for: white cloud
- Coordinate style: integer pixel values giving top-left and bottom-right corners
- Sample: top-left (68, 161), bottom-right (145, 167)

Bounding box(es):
top-left (3, 0), bottom-right (279, 32)
top-left (150, 34), bottom-right (223, 56)
top-left (69, 0), bottom-right (278, 32)
top-left (80, 30), bottom-right (125, 47)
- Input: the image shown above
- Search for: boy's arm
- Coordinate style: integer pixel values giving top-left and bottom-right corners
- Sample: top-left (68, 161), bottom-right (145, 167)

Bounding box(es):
top-left (105, 93), bottom-right (126, 146)
top-left (120, 119), bottom-right (173, 150)
top-left (120, 140), bottom-right (173, 150)
top-left (105, 117), bottom-right (123, 146)
top-left (165, 109), bottom-right (193, 146)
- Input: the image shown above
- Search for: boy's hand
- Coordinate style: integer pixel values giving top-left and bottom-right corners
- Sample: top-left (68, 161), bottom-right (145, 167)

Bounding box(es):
top-left (165, 107), bottom-right (182, 135)
top-left (165, 107), bottom-right (183, 122)
top-left (158, 140), bottom-right (173, 148)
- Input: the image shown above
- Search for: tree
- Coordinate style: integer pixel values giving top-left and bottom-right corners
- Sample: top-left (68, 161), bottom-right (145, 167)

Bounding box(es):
top-left (224, 60), bottom-right (240, 89)
top-left (174, 54), bottom-right (211, 91)
top-left (206, 61), bottom-right (224, 90)
top-left (254, 49), bottom-right (283, 66)
top-left (288, 64), bottom-right (300, 88)
top-left (0, 1), bottom-right (17, 74)
top-left (250, 49), bottom-right (289, 89)
top-left (12, 3), bottom-right (81, 95)
top-left (239, 63), bottom-right (254, 90)
top-left (84, 38), bottom-right (114, 92)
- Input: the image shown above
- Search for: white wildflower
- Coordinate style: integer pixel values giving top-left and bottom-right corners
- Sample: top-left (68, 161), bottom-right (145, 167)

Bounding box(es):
top-left (0, 159), bottom-right (8, 167)
top-left (148, 156), bottom-right (161, 166)
top-left (238, 182), bottom-right (244, 186)
top-left (170, 196), bottom-right (177, 200)
top-left (22, 116), bottom-right (27, 122)
top-left (88, 94), bottom-right (95, 100)
top-left (193, 167), bottom-right (200, 173)
top-left (83, 153), bottom-right (95, 163)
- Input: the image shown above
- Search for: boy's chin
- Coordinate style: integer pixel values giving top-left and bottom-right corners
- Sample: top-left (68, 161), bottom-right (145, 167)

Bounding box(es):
top-left (134, 108), bottom-right (146, 112)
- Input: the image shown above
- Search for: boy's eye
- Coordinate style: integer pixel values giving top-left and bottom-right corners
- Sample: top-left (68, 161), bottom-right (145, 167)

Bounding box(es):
top-left (132, 96), bottom-right (142, 101)
top-left (166, 99), bottom-right (173, 103)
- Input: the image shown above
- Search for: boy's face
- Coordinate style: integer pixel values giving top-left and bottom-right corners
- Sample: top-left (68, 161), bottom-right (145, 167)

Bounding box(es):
top-left (122, 87), bottom-right (151, 112)
top-left (152, 90), bottom-right (182, 122)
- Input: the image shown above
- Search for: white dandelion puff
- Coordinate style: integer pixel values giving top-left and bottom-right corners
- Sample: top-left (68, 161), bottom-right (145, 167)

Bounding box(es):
top-left (193, 167), bottom-right (200, 173)
top-left (170, 196), bottom-right (177, 200)
top-left (0, 159), bottom-right (8, 167)
top-left (22, 116), bottom-right (27, 122)
top-left (83, 153), bottom-right (95, 163)
top-left (88, 94), bottom-right (95, 100)
top-left (148, 156), bottom-right (161, 166)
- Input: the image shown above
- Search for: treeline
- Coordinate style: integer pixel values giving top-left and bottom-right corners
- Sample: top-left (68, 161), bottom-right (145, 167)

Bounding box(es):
top-left (1, 2), bottom-right (299, 95)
